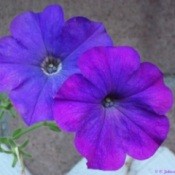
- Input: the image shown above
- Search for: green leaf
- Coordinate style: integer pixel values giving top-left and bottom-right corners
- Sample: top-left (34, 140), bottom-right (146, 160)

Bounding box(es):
top-left (19, 140), bottom-right (29, 149)
top-left (20, 150), bottom-right (32, 158)
top-left (8, 139), bottom-right (16, 148)
top-left (0, 110), bottom-right (5, 120)
top-left (5, 103), bottom-right (12, 110)
top-left (46, 122), bottom-right (60, 132)
top-left (12, 154), bottom-right (18, 167)
top-left (1, 149), bottom-right (13, 154)
top-left (0, 137), bottom-right (9, 145)
top-left (12, 128), bottom-right (23, 138)
top-left (9, 108), bottom-right (17, 118)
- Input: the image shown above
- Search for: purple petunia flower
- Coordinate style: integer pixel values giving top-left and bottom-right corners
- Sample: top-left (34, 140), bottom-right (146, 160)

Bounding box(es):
top-left (0, 5), bottom-right (112, 125)
top-left (53, 46), bottom-right (173, 170)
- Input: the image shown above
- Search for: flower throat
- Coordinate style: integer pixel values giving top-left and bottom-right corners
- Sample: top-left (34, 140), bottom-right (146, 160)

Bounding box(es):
top-left (41, 56), bottom-right (62, 75)
top-left (102, 94), bottom-right (117, 108)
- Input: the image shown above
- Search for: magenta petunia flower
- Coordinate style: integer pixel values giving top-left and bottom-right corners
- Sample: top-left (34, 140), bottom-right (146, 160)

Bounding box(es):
top-left (0, 5), bottom-right (112, 125)
top-left (53, 46), bottom-right (173, 170)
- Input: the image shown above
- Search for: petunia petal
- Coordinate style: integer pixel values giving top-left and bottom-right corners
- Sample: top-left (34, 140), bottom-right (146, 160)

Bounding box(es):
top-left (53, 74), bottom-right (103, 131)
top-left (54, 101), bottom-right (99, 132)
top-left (0, 60), bottom-right (74, 125)
top-left (0, 36), bottom-right (44, 92)
top-left (120, 62), bottom-right (173, 114)
top-left (0, 63), bottom-right (41, 92)
top-left (78, 46), bottom-right (140, 94)
top-left (55, 74), bottom-right (103, 102)
top-left (59, 17), bottom-right (112, 58)
top-left (9, 76), bottom-right (54, 125)
top-left (116, 105), bottom-right (169, 159)
top-left (0, 36), bottom-right (42, 65)
top-left (59, 17), bottom-right (113, 78)
top-left (10, 5), bottom-right (65, 61)
top-left (105, 46), bottom-right (141, 93)
top-left (75, 108), bottom-right (126, 170)
top-left (39, 4), bottom-right (64, 55)
top-left (10, 11), bottom-right (46, 59)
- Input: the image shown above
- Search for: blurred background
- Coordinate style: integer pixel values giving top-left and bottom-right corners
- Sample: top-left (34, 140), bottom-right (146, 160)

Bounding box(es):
top-left (0, 0), bottom-right (175, 175)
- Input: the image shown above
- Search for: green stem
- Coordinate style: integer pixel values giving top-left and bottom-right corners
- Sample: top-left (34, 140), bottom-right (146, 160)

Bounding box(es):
top-left (15, 147), bottom-right (26, 175)
top-left (13, 122), bottom-right (48, 139)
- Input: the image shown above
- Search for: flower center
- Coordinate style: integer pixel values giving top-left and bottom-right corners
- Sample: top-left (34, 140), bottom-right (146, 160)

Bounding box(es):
top-left (41, 56), bottom-right (62, 75)
top-left (102, 95), bottom-right (116, 108)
